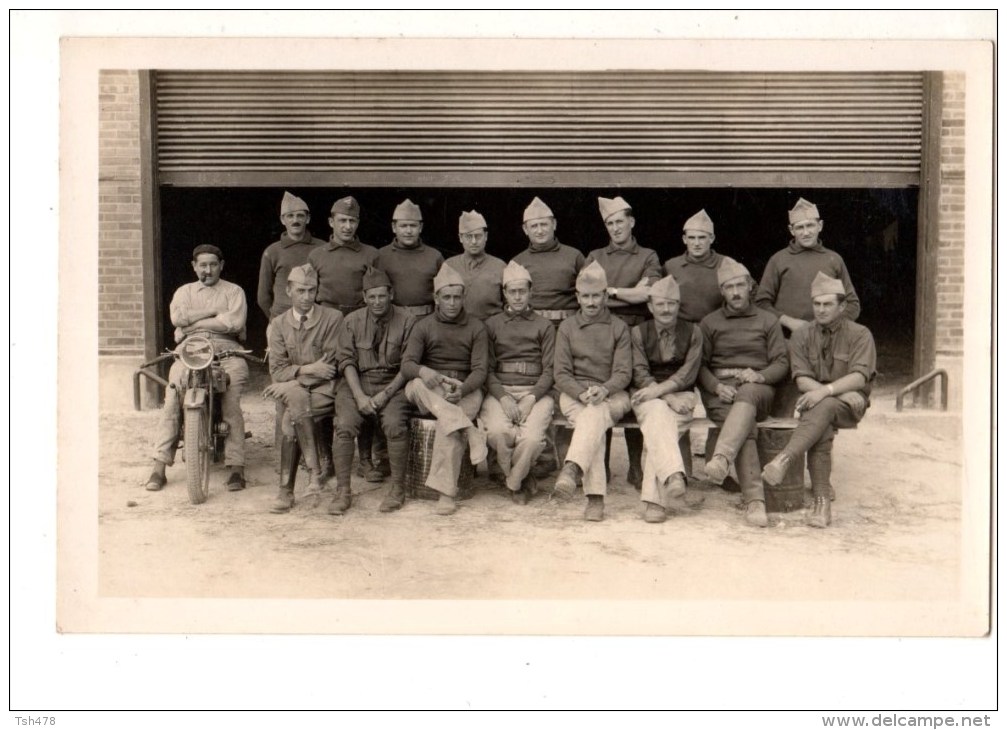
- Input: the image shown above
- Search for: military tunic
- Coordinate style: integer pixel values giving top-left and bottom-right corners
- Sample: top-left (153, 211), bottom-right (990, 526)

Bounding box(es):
top-left (445, 252), bottom-right (507, 321)
top-left (585, 237), bottom-right (663, 321)
top-left (756, 241), bottom-right (862, 322)
top-left (267, 305), bottom-right (344, 425)
top-left (257, 232), bottom-right (326, 319)
top-left (376, 239), bottom-right (445, 312)
top-left (306, 237), bottom-right (379, 314)
top-left (512, 239), bottom-right (585, 318)
top-left (663, 251), bottom-right (737, 325)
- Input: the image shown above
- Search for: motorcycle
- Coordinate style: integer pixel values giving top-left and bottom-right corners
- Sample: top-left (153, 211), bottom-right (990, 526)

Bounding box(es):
top-left (134, 334), bottom-right (263, 504)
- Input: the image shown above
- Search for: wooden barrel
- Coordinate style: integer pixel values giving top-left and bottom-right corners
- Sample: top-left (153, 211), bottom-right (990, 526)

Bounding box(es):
top-left (756, 426), bottom-right (806, 513)
top-left (404, 417), bottom-right (475, 500)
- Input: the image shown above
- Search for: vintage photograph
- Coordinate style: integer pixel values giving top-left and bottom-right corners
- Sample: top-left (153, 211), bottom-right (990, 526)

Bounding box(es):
top-left (59, 34), bottom-right (992, 637)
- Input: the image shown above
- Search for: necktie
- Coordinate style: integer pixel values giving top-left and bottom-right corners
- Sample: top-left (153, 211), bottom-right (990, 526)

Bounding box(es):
top-left (820, 326), bottom-right (834, 379)
top-left (373, 317), bottom-right (388, 359)
top-left (659, 328), bottom-right (674, 361)
top-left (299, 314), bottom-right (308, 326)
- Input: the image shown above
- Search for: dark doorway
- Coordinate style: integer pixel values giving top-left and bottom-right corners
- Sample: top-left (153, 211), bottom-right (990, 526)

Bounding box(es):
top-left (159, 186), bottom-right (917, 385)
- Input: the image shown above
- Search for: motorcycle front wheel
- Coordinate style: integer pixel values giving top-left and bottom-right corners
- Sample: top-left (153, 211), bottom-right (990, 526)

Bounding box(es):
top-left (184, 407), bottom-right (211, 504)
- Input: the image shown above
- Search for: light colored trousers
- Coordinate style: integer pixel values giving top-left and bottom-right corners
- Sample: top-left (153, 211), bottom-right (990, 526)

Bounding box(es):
top-left (152, 357), bottom-right (249, 467)
top-left (480, 385), bottom-right (555, 491)
top-left (559, 391), bottom-right (631, 496)
top-left (405, 379), bottom-right (483, 497)
top-left (632, 393), bottom-right (694, 507)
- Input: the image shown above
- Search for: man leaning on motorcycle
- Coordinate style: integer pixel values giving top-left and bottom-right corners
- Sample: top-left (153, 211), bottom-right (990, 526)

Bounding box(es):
top-left (145, 244), bottom-right (251, 492)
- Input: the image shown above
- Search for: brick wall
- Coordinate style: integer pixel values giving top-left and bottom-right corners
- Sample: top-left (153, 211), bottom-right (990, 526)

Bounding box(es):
top-left (935, 72), bottom-right (965, 360)
top-left (98, 70), bottom-right (145, 356)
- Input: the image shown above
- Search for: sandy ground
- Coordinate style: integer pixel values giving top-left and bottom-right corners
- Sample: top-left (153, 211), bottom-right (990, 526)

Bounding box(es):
top-left (95, 379), bottom-right (964, 604)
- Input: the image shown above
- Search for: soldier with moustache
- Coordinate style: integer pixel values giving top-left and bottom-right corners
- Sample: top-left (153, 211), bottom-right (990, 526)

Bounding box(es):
top-left (445, 210), bottom-right (507, 322)
top-left (257, 191), bottom-right (326, 321)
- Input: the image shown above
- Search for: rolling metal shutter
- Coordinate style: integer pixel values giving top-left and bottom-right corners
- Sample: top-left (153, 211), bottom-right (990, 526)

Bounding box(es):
top-left (154, 71), bottom-right (923, 188)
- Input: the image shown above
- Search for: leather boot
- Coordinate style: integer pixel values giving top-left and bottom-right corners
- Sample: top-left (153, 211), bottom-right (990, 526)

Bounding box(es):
top-left (808, 448), bottom-right (835, 502)
top-left (328, 438), bottom-right (355, 515)
top-left (372, 428), bottom-right (391, 477)
top-left (584, 494), bottom-right (605, 522)
top-left (293, 416), bottom-right (324, 500)
top-left (663, 472), bottom-right (690, 513)
top-left (761, 451), bottom-right (794, 487)
top-left (553, 461), bottom-right (582, 500)
top-left (378, 437), bottom-right (408, 512)
top-left (270, 435), bottom-right (299, 513)
top-left (737, 439), bottom-right (768, 527)
top-left (317, 416), bottom-right (335, 481)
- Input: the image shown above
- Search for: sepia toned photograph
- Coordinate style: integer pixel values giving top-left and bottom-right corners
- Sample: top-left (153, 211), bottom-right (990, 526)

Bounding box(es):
top-left (16, 9), bottom-right (994, 715)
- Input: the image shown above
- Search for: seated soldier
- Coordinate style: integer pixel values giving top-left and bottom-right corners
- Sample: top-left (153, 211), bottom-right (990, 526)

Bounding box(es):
top-left (334, 267), bottom-right (417, 515)
top-left (145, 244), bottom-right (249, 493)
top-left (761, 272), bottom-right (877, 528)
top-left (401, 264), bottom-right (489, 516)
top-left (263, 264), bottom-right (343, 513)
top-left (552, 261), bottom-right (633, 522)
top-left (481, 261), bottom-right (556, 505)
top-left (630, 274), bottom-right (703, 524)
top-left (698, 260), bottom-right (789, 527)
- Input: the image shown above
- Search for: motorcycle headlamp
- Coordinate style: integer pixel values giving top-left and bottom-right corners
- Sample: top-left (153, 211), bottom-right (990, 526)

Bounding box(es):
top-left (178, 335), bottom-right (214, 370)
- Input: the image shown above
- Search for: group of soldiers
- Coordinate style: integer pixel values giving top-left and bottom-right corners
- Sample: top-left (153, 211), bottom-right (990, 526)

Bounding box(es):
top-left (144, 191), bottom-right (877, 530)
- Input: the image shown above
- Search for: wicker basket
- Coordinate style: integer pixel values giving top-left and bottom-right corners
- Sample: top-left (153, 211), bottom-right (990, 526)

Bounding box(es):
top-left (404, 417), bottom-right (476, 500)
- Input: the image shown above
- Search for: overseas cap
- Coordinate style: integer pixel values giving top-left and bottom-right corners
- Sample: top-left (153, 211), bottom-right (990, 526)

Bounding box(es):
top-left (280, 191), bottom-right (309, 215)
top-left (501, 260), bottom-right (532, 287)
top-left (287, 263), bottom-right (318, 287)
top-left (523, 196), bottom-right (554, 222)
top-left (192, 244), bottom-right (224, 261)
top-left (330, 196), bottom-right (360, 218)
top-left (576, 260), bottom-right (608, 294)
top-left (716, 258), bottom-right (751, 287)
top-left (683, 209), bottom-right (715, 235)
top-left (458, 210), bottom-right (488, 234)
top-left (433, 262), bottom-right (466, 293)
top-left (788, 198), bottom-right (821, 223)
top-left (361, 265), bottom-right (392, 292)
top-left (648, 275), bottom-right (681, 302)
top-left (597, 196), bottom-right (632, 222)
top-left (393, 199), bottom-right (423, 222)
top-left (810, 271), bottom-right (846, 298)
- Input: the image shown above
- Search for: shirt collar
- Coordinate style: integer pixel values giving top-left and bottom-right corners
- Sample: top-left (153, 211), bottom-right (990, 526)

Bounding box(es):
top-left (527, 237), bottom-right (561, 254)
top-left (605, 236), bottom-right (640, 255)
top-left (281, 232), bottom-right (314, 248)
top-left (817, 318), bottom-right (845, 335)
top-left (327, 236), bottom-right (362, 252)
top-left (290, 306), bottom-right (316, 328)
top-left (574, 307), bottom-right (613, 327)
top-left (787, 239), bottom-right (826, 254)
top-left (504, 305), bottom-right (534, 321)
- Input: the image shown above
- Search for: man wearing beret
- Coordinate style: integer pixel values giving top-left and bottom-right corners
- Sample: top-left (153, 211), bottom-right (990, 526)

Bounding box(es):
top-left (257, 192), bottom-right (326, 321)
top-left (264, 264), bottom-right (343, 512)
top-left (445, 210), bottom-right (506, 322)
top-left (587, 195), bottom-right (664, 490)
top-left (630, 274), bottom-right (704, 524)
top-left (761, 272), bottom-right (877, 528)
top-left (308, 195), bottom-right (385, 483)
top-left (480, 261), bottom-right (557, 504)
top-left (377, 199), bottom-right (445, 318)
top-left (512, 197), bottom-right (585, 327)
top-left (756, 198), bottom-right (862, 334)
top-left (145, 245), bottom-right (250, 493)
top-left (402, 264), bottom-right (489, 516)
top-left (663, 209), bottom-right (740, 325)
top-left (552, 261), bottom-right (634, 522)
top-left (698, 260), bottom-right (789, 527)
top-left (332, 267), bottom-right (417, 514)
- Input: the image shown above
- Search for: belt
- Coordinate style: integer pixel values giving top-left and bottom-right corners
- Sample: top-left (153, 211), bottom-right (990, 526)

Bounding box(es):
top-left (403, 304), bottom-right (434, 316)
top-left (437, 369), bottom-right (469, 381)
top-left (497, 361), bottom-right (543, 376)
top-left (712, 368), bottom-right (746, 379)
top-left (534, 309), bottom-right (573, 321)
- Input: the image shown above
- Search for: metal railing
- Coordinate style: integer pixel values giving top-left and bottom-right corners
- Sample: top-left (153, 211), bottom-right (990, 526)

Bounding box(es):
top-left (895, 369), bottom-right (948, 412)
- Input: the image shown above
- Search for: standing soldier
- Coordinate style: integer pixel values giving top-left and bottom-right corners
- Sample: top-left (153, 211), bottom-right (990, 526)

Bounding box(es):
top-left (377, 199), bottom-right (445, 318)
top-left (586, 195), bottom-right (663, 489)
top-left (263, 264), bottom-right (343, 513)
top-left (663, 209), bottom-right (738, 325)
top-left (552, 262), bottom-right (633, 522)
top-left (480, 261), bottom-right (556, 504)
top-left (698, 260), bottom-right (789, 527)
top-left (307, 195), bottom-right (384, 482)
top-left (629, 275), bottom-right (704, 524)
top-left (756, 198), bottom-right (861, 335)
top-left (332, 267), bottom-right (417, 515)
top-left (401, 264), bottom-right (489, 516)
top-left (445, 210), bottom-right (507, 322)
top-left (257, 191), bottom-right (325, 321)
top-left (761, 273), bottom-right (877, 528)
top-left (512, 197), bottom-right (585, 327)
